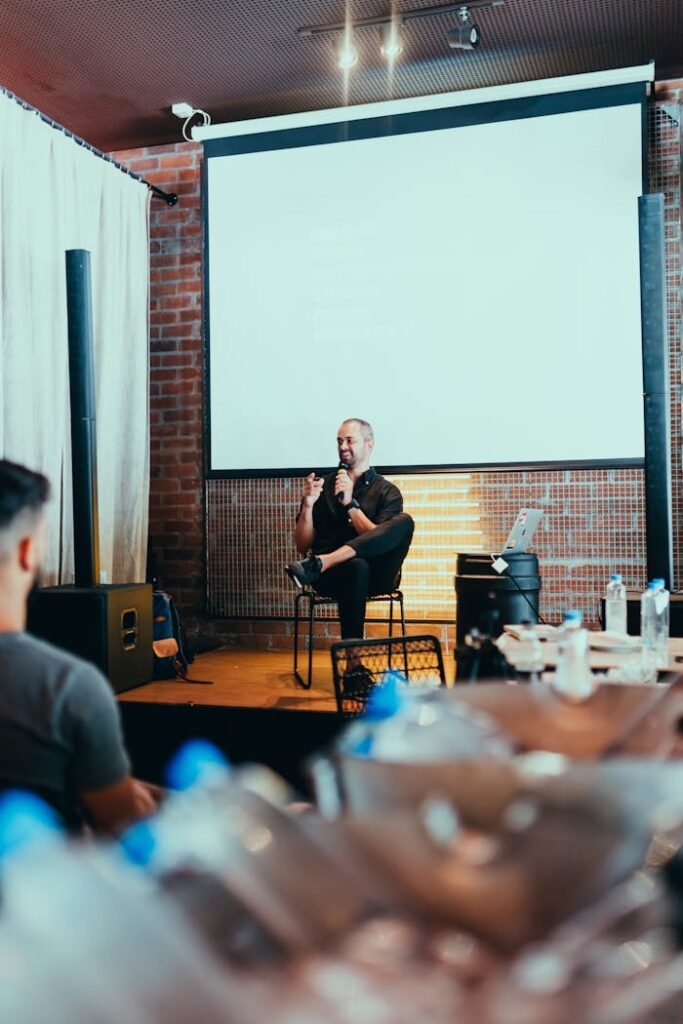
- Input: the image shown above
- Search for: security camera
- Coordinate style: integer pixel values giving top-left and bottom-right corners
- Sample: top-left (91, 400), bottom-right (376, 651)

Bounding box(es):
top-left (447, 21), bottom-right (480, 49)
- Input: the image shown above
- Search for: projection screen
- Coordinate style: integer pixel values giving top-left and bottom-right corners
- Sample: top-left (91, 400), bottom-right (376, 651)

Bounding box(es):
top-left (200, 67), bottom-right (651, 476)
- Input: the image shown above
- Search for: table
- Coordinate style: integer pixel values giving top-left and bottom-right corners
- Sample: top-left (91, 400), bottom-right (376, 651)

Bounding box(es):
top-left (497, 631), bottom-right (683, 676)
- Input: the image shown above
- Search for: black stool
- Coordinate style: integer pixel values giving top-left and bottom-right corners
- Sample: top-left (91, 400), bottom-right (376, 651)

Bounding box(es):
top-left (293, 587), bottom-right (405, 689)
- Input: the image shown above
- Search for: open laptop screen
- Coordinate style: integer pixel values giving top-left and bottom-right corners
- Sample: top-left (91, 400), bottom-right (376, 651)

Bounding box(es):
top-left (502, 509), bottom-right (543, 554)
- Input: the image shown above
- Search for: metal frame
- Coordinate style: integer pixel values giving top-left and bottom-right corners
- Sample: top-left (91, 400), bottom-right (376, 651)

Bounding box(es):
top-left (330, 634), bottom-right (447, 715)
top-left (297, 0), bottom-right (503, 37)
top-left (293, 588), bottom-right (405, 689)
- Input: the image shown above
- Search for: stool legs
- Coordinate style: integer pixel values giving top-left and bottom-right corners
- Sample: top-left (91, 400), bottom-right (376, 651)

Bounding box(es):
top-left (293, 591), bottom-right (313, 690)
top-left (399, 594), bottom-right (409, 679)
top-left (293, 591), bottom-right (316, 690)
top-left (293, 591), bottom-right (405, 691)
top-left (306, 594), bottom-right (315, 689)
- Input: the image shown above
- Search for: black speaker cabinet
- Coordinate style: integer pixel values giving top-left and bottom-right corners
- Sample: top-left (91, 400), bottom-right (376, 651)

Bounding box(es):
top-left (27, 584), bottom-right (153, 694)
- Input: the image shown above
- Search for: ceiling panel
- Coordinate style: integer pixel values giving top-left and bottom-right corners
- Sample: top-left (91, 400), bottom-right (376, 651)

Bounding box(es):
top-left (0, 0), bottom-right (681, 151)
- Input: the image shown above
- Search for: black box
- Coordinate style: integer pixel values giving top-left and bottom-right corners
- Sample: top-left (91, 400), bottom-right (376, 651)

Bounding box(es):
top-left (27, 584), bottom-right (153, 693)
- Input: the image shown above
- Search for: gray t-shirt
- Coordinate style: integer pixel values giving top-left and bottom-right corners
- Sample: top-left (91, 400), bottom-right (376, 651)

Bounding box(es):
top-left (0, 632), bottom-right (130, 828)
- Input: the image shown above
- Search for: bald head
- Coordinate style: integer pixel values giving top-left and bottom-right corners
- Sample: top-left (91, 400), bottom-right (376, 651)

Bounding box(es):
top-left (337, 419), bottom-right (374, 475)
top-left (340, 418), bottom-right (374, 444)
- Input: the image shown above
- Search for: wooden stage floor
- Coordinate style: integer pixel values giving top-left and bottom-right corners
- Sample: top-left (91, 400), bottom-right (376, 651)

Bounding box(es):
top-left (117, 648), bottom-right (366, 790)
top-left (118, 647), bottom-right (456, 712)
top-left (118, 648), bottom-right (347, 712)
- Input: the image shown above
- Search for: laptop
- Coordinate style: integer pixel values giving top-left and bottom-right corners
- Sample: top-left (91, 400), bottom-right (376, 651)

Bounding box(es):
top-left (501, 508), bottom-right (543, 554)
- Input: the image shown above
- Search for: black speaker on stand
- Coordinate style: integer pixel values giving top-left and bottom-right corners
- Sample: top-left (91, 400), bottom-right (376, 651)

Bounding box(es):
top-left (27, 249), bottom-right (152, 694)
top-left (639, 193), bottom-right (673, 589)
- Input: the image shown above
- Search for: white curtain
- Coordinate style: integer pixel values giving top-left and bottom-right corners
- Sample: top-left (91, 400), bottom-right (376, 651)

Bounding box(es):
top-left (0, 92), bottom-right (150, 584)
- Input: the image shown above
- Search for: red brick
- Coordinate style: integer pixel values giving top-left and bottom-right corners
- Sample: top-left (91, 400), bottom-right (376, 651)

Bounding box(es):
top-left (159, 153), bottom-right (196, 169)
top-left (158, 265), bottom-right (198, 282)
top-left (162, 295), bottom-right (198, 310)
top-left (127, 157), bottom-right (160, 172)
top-left (161, 380), bottom-right (198, 396)
top-left (158, 353), bottom-right (195, 367)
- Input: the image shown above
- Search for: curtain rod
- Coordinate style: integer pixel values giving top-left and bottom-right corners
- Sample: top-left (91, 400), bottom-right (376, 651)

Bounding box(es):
top-left (0, 87), bottom-right (179, 206)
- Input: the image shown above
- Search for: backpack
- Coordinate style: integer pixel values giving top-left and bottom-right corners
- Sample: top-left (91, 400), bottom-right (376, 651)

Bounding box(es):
top-left (152, 590), bottom-right (193, 679)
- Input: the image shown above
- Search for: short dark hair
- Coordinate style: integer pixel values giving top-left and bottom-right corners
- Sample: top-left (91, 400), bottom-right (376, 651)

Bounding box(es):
top-left (342, 418), bottom-right (374, 443)
top-left (0, 460), bottom-right (50, 530)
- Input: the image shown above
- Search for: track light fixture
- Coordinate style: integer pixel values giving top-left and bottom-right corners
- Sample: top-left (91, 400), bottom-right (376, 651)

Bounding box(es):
top-left (336, 28), bottom-right (359, 69)
top-left (380, 20), bottom-right (404, 59)
top-left (447, 7), bottom-right (480, 49)
top-left (298, 0), bottom-right (503, 70)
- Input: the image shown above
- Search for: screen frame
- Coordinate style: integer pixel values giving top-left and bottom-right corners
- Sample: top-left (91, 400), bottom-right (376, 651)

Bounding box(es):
top-left (201, 81), bottom-right (648, 480)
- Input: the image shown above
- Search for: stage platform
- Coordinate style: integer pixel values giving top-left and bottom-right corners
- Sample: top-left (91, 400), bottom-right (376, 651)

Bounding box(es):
top-left (117, 646), bottom-right (454, 792)
top-left (118, 648), bottom-right (340, 712)
top-left (118, 647), bottom-right (457, 712)
top-left (117, 648), bottom-right (359, 793)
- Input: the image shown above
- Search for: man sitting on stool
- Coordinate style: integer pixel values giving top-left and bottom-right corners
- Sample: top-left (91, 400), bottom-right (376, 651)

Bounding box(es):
top-left (286, 418), bottom-right (414, 687)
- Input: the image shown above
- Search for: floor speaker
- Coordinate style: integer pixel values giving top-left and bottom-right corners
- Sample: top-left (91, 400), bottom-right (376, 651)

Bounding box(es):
top-left (27, 584), bottom-right (153, 693)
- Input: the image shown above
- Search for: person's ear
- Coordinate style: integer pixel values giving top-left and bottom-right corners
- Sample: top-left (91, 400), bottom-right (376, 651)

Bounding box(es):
top-left (17, 535), bottom-right (36, 574)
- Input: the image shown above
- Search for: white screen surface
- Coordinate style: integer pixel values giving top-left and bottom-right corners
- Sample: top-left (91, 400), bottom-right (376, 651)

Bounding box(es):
top-left (206, 96), bottom-right (645, 473)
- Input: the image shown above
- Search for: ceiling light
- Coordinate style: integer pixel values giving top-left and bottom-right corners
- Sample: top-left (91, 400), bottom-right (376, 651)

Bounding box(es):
top-left (446, 6), bottom-right (479, 49)
top-left (447, 21), bottom-right (480, 49)
top-left (380, 21), bottom-right (404, 59)
top-left (447, 7), bottom-right (481, 50)
top-left (299, 1), bottom-right (502, 69)
top-left (336, 30), bottom-right (359, 69)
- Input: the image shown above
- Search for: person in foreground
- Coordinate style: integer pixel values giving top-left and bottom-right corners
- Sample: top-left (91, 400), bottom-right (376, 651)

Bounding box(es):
top-left (286, 419), bottom-right (414, 683)
top-left (0, 459), bottom-right (155, 833)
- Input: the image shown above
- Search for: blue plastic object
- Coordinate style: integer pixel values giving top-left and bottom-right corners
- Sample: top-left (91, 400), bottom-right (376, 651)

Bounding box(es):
top-left (165, 739), bottom-right (230, 791)
top-left (363, 672), bottom-right (407, 721)
top-left (119, 818), bottom-right (158, 868)
top-left (0, 790), bottom-right (62, 860)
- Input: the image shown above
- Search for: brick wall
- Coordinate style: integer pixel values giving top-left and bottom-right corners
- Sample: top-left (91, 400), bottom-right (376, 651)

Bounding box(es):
top-left (112, 143), bottom-right (206, 630)
top-left (113, 87), bottom-right (682, 652)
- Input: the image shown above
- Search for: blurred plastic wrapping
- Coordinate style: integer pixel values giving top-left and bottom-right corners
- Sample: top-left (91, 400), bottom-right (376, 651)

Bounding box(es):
top-left (1, 668), bottom-right (683, 1024)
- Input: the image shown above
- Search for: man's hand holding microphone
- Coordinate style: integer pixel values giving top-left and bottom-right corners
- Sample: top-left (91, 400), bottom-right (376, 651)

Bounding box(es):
top-left (335, 463), bottom-right (353, 507)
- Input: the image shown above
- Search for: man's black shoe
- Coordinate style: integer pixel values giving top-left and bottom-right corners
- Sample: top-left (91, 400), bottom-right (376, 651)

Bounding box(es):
top-left (285, 554), bottom-right (322, 589)
top-left (342, 664), bottom-right (375, 698)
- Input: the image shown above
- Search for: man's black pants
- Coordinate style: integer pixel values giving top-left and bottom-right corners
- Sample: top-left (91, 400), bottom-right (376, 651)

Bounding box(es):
top-left (313, 513), bottom-right (414, 639)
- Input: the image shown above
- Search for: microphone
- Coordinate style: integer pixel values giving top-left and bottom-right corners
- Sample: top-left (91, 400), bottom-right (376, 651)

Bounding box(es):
top-left (336, 461), bottom-right (349, 504)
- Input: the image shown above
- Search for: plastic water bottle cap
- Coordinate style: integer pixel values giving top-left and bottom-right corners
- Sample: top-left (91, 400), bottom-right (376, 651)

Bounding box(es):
top-left (347, 733), bottom-right (374, 757)
top-left (653, 578), bottom-right (665, 588)
top-left (166, 739), bottom-right (230, 791)
top-left (119, 818), bottom-right (158, 868)
top-left (0, 790), bottom-right (62, 860)
top-left (610, 574), bottom-right (622, 583)
top-left (363, 673), bottom-right (406, 721)
top-left (565, 610), bottom-right (582, 623)
top-left (647, 581), bottom-right (659, 590)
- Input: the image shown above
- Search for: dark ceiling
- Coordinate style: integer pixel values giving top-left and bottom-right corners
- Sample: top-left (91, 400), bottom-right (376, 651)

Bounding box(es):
top-left (1, 0), bottom-right (682, 152)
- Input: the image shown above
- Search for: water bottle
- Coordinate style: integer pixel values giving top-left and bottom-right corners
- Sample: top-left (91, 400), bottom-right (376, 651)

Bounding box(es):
top-left (604, 573), bottom-right (627, 635)
top-left (640, 581), bottom-right (659, 681)
top-left (514, 620), bottom-right (544, 684)
top-left (339, 686), bottom-right (512, 763)
top-left (553, 610), bottom-right (596, 701)
top-left (652, 578), bottom-right (670, 669)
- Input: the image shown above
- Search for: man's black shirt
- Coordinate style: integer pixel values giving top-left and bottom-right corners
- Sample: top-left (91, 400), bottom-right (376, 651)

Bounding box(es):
top-left (303, 468), bottom-right (403, 555)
